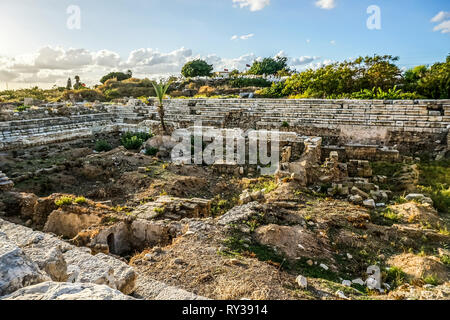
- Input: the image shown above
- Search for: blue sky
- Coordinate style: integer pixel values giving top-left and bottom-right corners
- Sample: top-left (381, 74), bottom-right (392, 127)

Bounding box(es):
top-left (0, 0), bottom-right (449, 88)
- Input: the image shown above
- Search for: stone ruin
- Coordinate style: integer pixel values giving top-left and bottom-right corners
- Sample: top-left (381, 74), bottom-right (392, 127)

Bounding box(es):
top-left (0, 98), bottom-right (449, 300)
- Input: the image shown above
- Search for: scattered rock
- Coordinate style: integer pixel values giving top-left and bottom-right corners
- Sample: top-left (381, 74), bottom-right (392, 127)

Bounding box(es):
top-left (296, 275), bottom-right (308, 289)
top-left (405, 194), bottom-right (433, 206)
top-left (342, 280), bottom-right (352, 287)
top-left (362, 199), bottom-right (376, 209)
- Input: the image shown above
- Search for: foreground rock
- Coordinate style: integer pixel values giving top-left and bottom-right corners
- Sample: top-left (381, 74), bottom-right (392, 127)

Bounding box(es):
top-left (0, 218), bottom-right (136, 294)
top-left (0, 232), bottom-right (49, 296)
top-left (1, 281), bottom-right (135, 300)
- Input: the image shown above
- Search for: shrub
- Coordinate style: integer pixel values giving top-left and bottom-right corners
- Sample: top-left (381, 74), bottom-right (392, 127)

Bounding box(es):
top-left (281, 121), bottom-right (290, 128)
top-left (120, 131), bottom-right (153, 150)
top-left (97, 78), bottom-right (155, 101)
top-left (94, 140), bottom-right (112, 152)
top-left (385, 267), bottom-right (407, 289)
top-left (229, 78), bottom-right (272, 88)
top-left (145, 147), bottom-right (159, 156)
top-left (255, 81), bottom-right (285, 98)
top-left (61, 89), bottom-right (105, 102)
top-left (100, 71), bottom-right (132, 84)
top-left (55, 196), bottom-right (74, 206)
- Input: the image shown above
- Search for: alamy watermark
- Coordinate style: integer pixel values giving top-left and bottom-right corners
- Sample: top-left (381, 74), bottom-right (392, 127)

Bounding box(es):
top-left (367, 5), bottom-right (381, 30)
top-left (67, 5), bottom-right (81, 30)
top-left (170, 121), bottom-right (280, 175)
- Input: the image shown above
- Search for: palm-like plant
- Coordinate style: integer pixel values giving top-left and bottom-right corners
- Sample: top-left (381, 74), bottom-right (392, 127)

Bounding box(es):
top-left (151, 79), bottom-right (172, 133)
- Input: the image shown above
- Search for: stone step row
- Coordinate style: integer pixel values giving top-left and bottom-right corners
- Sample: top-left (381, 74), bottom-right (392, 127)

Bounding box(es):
top-left (0, 171), bottom-right (14, 190)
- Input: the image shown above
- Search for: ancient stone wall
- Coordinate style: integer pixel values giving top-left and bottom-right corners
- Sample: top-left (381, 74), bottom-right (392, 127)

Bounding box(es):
top-left (0, 99), bottom-right (448, 155)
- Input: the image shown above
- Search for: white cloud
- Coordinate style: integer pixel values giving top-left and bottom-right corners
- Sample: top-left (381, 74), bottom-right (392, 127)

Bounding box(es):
top-left (431, 11), bottom-right (450, 23)
top-left (0, 45), bottom-right (324, 88)
top-left (431, 11), bottom-right (450, 34)
top-left (0, 70), bottom-right (19, 82)
top-left (433, 20), bottom-right (450, 34)
top-left (93, 50), bottom-right (121, 68)
top-left (231, 33), bottom-right (255, 40)
top-left (315, 0), bottom-right (336, 10)
top-left (330, 40), bottom-right (336, 45)
top-left (232, 0), bottom-right (270, 11)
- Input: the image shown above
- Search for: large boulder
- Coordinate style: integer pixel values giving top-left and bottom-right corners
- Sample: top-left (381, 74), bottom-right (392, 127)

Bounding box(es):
top-left (43, 208), bottom-right (102, 238)
top-left (0, 232), bottom-right (49, 296)
top-left (0, 218), bottom-right (136, 295)
top-left (217, 202), bottom-right (261, 226)
top-left (63, 248), bottom-right (136, 295)
top-left (1, 281), bottom-right (135, 300)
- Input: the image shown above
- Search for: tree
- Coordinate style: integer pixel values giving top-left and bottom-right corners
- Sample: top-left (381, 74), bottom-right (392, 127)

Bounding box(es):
top-left (151, 79), bottom-right (173, 133)
top-left (66, 78), bottom-right (72, 90)
top-left (181, 59), bottom-right (213, 78)
top-left (403, 65), bottom-right (427, 92)
top-left (415, 55), bottom-right (450, 99)
top-left (248, 57), bottom-right (289, 75)
top-left (73, 75), bottom-right (82, 89)
top-left (100, 71), bottom-right (132, 84)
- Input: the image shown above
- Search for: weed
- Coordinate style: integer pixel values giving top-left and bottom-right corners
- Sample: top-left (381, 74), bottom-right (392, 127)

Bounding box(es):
top-left (55, 196), bottom-right (73, 206)
top-left (74, 196), bottom-right (87, 204)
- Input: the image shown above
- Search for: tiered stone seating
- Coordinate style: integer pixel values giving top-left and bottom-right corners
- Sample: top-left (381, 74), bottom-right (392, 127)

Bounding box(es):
top-left (0, 171), bottom-right (13, 190)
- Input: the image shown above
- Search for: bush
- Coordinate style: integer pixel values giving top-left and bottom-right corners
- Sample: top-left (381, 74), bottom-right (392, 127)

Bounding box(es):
top-left (97, 78), bottom-right (155, 101)
top-left (229, 77), bottom-right (272, 88)
top-left (120, 132), bottom-right (153, 150)
top-left (255, 81), bottom-right (286, 98)
top-left (62, 89), bottom-right (105, 102)
top-left (385, 267), bottom-right (407, 289)
top-left (100, 71), bottom-right (132, 84)
top-left (145, 147), bottom-right (159, 156)
top-left (94, 140), bottom-right (112, 152)
top-left (181, 60), bottom-right (213, 78)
